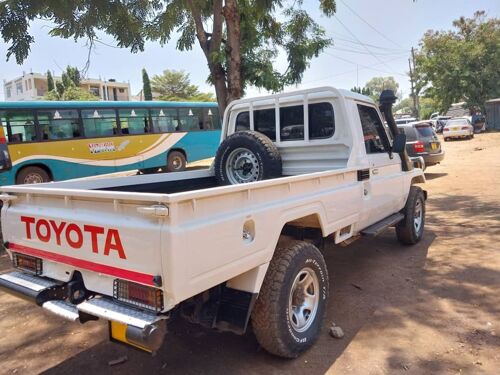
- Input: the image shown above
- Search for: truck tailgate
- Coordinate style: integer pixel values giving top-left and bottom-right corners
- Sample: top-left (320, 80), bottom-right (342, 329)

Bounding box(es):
top-left (1, 192), bottom-right (164, 296)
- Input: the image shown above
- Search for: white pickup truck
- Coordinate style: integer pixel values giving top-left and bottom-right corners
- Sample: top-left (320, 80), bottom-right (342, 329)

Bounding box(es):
top-left (0, 87), bottom-right (426, 358)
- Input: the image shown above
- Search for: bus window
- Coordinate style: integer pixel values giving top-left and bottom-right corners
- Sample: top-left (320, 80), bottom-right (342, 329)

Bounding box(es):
top-left (37, 109), bottom-right (81, 140)
top-left (151, 109), bottom-right (178, 132)
top-left (82, 109), bottom-right (117, 137)
top-left (119, 108), bottom-right (149, 135)
top-left (178, 108), bottom-right (203, 131)
top-left (203, 107), bottom-right (220, 130)
top-left (0, 110), bottom-right (37, 142)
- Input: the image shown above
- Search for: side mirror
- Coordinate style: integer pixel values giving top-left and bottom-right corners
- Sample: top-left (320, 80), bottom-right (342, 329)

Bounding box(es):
top-left (392, 133), bottom-right (407, 153)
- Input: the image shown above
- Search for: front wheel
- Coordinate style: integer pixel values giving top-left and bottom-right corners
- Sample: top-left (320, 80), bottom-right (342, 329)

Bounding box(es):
top-left (251, 241), bottom-right (328, 358)
top-left (396, 186), bottom-right (426, 245)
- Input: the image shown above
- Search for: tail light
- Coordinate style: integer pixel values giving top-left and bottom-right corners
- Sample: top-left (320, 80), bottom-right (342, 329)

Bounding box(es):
top-left (461, 126), bottom-right (469, 130)
top-left (413, 141), bottom-right (425, 153)
top-left (443, 128), bottom-right (449, 132)
top-left (0, 136), bottom-right (6, 144)
top-left (114, 279), bottom-right (163, 312)
top-left (13, 253), bottom-right (43, 275)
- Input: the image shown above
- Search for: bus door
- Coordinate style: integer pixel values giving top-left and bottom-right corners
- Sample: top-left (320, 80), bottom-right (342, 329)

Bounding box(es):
top-left (0, 120), bottom-right (12, 173)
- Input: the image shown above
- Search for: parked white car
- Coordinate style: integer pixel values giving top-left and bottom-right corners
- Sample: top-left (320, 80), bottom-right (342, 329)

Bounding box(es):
top-left (0, 87), bottom-right (426, 358)
top-left (443, 118), bottom-right (474, 141)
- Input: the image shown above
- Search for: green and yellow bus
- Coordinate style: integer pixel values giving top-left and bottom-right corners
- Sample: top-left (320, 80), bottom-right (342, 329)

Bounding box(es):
top-left (0, 101), bottom-right (220, 185)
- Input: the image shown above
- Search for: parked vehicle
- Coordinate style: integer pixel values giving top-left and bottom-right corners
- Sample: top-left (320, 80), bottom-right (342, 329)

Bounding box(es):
top-left (398, 121), bottom-right (445, 167)
top-left (0, 87), bottom-right (426, 358)
top-left (443, 118), bottom-right (474, 141)
top-left (470, 114), bottom-right (486, 133)
top-left (430, 116), bottom-right (451, 133)
top-left (395, 116), bottom-right (417, 125)
top-left (0, 101), bottom-right (221, 185)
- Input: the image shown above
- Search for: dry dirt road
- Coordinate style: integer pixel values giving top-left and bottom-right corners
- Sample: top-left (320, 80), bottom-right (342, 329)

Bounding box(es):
top-left (0, 133), bottom-right (499, 375)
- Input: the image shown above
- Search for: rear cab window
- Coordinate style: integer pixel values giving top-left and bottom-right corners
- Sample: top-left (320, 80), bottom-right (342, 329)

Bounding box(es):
top-left (234, 102), bottom-right (335, 142)
top-left (415, 124), bottom-right (435, 138)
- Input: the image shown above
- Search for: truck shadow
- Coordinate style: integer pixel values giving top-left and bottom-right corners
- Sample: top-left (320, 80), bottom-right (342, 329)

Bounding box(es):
top-left (39, 230), bottom-right (435, 375)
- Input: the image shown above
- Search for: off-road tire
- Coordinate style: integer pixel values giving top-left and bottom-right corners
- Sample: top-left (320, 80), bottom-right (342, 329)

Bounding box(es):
top-left (396, 186), bottom-right (426, 245)
top-left (16, 166), bottom-right (51, 184)
top-left (251, 241), bottom-right (328, 358)
top-left (444, 137), bottom-right (449, 142)
top-left (214, 130), bottom-right (282, 185)
top-left (166, 151), bottom-right (186, 172)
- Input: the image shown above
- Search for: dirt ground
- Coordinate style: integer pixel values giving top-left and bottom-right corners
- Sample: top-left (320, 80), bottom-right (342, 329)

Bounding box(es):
top-left (0, 133), bottom-right (499, 375)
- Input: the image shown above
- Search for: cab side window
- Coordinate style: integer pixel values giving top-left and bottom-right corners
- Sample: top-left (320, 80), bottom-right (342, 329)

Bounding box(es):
top-left (357, 105), bottom-right (387, 154)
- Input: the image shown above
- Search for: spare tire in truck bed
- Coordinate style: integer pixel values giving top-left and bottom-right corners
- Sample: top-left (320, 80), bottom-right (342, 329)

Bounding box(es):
top-left (214, 130), bottom-right (282, 185)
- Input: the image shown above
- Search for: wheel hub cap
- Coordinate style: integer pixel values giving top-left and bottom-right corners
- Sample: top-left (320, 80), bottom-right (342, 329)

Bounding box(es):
top-left (288, 268), bottom-right (320, 333)
top-left (226, 148), bottom-right (260, 184)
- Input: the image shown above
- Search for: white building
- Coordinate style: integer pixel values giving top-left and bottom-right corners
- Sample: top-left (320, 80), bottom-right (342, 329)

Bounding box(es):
top-left (3, 72), bottom-right (131, 101)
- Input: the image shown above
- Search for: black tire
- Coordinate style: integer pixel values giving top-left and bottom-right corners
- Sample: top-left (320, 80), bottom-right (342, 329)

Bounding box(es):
top-left (251, 241), bottom-right (328, 358)
top-left (166, 151), bottom-right (186, 172)
top-left (396, 186), bottom-right (426, 245)
top-left (16, 166), bottom-right (51, 185)
top-left (444, 137), bottom-right (449, 142)
top-left (139, 167), bottom-right (160, 174)
top-left (214, 130), bottom-right (281, 185)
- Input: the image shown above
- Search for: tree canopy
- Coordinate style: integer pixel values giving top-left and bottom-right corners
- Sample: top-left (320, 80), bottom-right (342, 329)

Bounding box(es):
top-left (364, 76), bottom-right (399, 102)
top-left (44, 65), bottom-right (98, 101)
top-left (0, 0), bottom-right (336, 113)
top-left (415, 11), bottom-right (500, 113)
top-left (151, 70), bottom-right (215, 102)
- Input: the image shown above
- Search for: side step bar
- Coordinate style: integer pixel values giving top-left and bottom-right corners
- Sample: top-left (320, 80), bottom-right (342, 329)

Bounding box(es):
top-left (361, 212), bottom-right (404, 237)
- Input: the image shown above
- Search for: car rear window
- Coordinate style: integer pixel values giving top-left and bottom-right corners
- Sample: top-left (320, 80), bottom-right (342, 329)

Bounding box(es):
top-left (415, 125), bottom-right (435, 138)
top-left (399, 126), bottom-right (417, 141)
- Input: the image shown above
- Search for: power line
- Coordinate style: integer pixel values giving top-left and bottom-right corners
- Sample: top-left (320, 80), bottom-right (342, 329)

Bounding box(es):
top-left (333, 15), bottom-right (396, 73)
top-left (323, 52), bottom-right (408, 77)
top-left (330, 45), bottom-right (408, 57)
top-left (338, 0), bottom-right (406, 50)
top-left (330, 32), bottom-right (409, 52)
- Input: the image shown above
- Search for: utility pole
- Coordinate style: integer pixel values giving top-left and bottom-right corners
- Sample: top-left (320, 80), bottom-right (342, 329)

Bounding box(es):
top-left (408, 57), bottom-right (416, 117)
top-left (411, 47), bottom-right (420, 118)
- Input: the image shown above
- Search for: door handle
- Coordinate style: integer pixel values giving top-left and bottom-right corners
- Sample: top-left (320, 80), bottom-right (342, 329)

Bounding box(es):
top-left (372, 168), bottom-right (379, 175)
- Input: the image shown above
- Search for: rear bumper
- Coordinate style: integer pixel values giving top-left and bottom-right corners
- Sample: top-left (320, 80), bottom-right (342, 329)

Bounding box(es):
top-left (444, 130), bottom-right (472, 138)
top-left (0, 271), bottom-right (167, 352)
top-left (421, 150), bottom-right (445, 166)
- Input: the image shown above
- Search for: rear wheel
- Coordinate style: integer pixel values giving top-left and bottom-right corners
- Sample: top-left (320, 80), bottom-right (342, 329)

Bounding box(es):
top-left (16, 166), bottom-right (51, 185)
top-left (166, 151), bottom-right (186, 172)
top-left (443, 137), bottom-right (449, 142)
top-left (251, 241), bottom-right (328, 358)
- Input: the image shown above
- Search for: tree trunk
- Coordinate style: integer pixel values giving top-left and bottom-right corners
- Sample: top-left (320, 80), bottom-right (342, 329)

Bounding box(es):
top-left (223, 0), bottom-right (242, 103)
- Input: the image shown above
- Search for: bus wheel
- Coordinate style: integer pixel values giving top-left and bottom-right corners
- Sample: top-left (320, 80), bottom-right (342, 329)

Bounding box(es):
top-left (16, 166), bottom-right (51, 184)
top-left (166, 151), bottom-right (186, 172)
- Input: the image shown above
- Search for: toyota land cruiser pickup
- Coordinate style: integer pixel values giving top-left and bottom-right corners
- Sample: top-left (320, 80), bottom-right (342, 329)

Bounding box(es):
top-left (0, 87), bottom-right (426, 358)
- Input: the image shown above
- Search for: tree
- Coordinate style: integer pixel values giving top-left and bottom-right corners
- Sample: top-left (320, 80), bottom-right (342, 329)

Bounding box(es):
top-left (152, 70), bottom-right (215, 102)
top-left (0, 0), bottom-right (336, 114)
top-left (416, 11), bottom-right (500, 113)
top-left (45, 65), bottom-right (97, 101)
top-left (46, 70), bottom-right (54, 92)
top-left (364, 76), bottom-right (399, 102)
top-left (142, 68), bottom-right (153, 101)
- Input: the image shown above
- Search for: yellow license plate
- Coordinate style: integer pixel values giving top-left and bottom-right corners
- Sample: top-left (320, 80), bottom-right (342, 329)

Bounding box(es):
top-left (431, 143), bottom-right (438, 150)
top-left (452, 127), bottom-right (459, 131)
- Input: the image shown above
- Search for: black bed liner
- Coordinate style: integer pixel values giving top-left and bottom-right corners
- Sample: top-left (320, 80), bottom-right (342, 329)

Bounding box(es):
top-left (98, 176), bottom-right (218, 194)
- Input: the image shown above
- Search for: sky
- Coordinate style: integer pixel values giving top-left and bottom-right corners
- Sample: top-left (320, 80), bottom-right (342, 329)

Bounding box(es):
top-left (0, 0), bottom-right (498, 102)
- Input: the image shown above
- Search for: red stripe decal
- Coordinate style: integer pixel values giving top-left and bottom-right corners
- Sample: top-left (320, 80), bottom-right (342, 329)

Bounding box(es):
top-left (9, 243), bottom-right (155, 286)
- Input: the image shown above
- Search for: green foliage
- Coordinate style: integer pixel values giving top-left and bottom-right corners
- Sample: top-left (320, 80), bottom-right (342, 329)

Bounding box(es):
top-left (46, 70), bottom-right (54, 92)
top-left (393, 97), bottom-right (413, 114)
top-left (44, 65), bottom-right (97, 101)
top-left (364, 76), bottom-right (399, 102)
top-left (416, 11), bottom-right (500, 112)
top-left (142, 68), bottom-right (153, 101)
top-left (419, 97), bottom-right (440, 119)
top-left (0, 0), bottom-right (336, 110)
top-left (153, 70), bottom-right (214, 102)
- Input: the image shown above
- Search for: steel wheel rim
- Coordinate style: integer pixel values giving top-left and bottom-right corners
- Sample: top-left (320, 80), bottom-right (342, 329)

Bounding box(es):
top-left (24, 173), bottom-right (44, 184)
top-left (225, 147), bottom-right (260, 184)
top-left (288, 267), bottom-right (320, 333)
top-left (171, 156), bottom-right (183, 170)
top-left (414, 198), bottom-right (423, 232)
